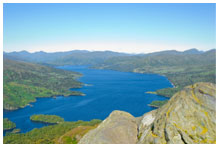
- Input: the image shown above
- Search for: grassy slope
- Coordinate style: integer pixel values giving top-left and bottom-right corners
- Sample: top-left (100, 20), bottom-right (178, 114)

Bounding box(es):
top-left (30, 114), bottom-right (64, 124)
top-left (3, 119), bottom-right (101, 144)
top-left (3, 58), bottom-right (83, 110)
top-left (96, 50), bottom-right (216, 97)
top-left (148, 100), bottom-right (168, 108)
top-left (55, 124), bottom-right (99, 144)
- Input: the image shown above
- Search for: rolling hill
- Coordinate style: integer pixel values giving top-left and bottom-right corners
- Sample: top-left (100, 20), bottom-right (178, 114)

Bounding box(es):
top-left (4, 50), bottom-right (131, 65)
top-left (3, 58), bottom-right (83, 110)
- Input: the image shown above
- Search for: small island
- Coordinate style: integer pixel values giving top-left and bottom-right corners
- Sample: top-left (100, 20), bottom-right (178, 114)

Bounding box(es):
top-left (11, 129), bottom-right (21, 134)
top-left (148, 100), bottom-right (168, 108)
top-left (30, 114), bottom-right (64, 124)
top-left (3, 118), bottom-right (16, 131)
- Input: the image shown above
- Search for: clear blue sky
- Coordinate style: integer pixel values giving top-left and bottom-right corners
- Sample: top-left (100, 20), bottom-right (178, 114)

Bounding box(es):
top-left (3, 3), bottom-right (216, 53)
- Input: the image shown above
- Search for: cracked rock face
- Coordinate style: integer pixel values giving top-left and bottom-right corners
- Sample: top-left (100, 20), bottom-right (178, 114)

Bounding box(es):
top-left (79, 110), bottom-right (138, 144)
top-left (138, 82), bottom-right (216, 144)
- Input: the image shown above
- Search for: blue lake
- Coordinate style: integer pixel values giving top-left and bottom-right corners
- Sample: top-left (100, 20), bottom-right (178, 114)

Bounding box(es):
top-left (3, 65), bottom-right (172, 134)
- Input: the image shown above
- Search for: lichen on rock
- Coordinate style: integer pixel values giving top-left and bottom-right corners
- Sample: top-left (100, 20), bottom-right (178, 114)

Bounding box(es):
top-left (138, 82), bottom-right (216, 144)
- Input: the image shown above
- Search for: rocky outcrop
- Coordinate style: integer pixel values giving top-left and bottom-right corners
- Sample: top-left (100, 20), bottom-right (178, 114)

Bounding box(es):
top-left (79, 110), bottom-right (138, 144)
top-left (138, 82), bottom-right (216, 144)
top-left (79, 82), bottom-right (216, 144)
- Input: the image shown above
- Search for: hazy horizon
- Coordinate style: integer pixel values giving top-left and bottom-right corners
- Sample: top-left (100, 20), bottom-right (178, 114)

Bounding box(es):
top-left (3, 3), bottom-right (216, 53)
top-left (4, 47), bottom-right (215, 54)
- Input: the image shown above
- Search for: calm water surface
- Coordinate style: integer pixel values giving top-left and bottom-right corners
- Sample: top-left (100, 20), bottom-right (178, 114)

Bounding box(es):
top-left (4, 65), bottom-right (172, 134)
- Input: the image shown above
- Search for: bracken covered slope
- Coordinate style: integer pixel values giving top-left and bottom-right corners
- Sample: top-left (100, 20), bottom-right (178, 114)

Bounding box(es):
top-left (79, 82), bottom-right (216, 144)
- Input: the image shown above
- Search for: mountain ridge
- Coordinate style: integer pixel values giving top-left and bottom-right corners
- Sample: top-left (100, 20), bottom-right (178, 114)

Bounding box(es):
top-left (3, 48), bottom-right (214, 66)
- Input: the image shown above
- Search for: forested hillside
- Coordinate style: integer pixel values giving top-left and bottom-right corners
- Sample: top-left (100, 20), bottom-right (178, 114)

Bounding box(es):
top-left (3, 58), bottom-right (83, 110)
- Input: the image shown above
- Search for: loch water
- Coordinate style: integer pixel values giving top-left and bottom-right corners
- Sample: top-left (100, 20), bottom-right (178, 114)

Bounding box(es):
top-left (3, 66), bottom-right (173, 135)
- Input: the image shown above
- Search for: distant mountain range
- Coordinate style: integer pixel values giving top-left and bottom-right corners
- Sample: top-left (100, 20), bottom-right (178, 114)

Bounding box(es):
top-left (3, 50), bottom-right (131, 65)
top-left (4, 50), bottom-right (89, 64)
top-left (3, 48), bottom-right (213, 66)
top-left (144, 48), bottom-right (205, 56)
